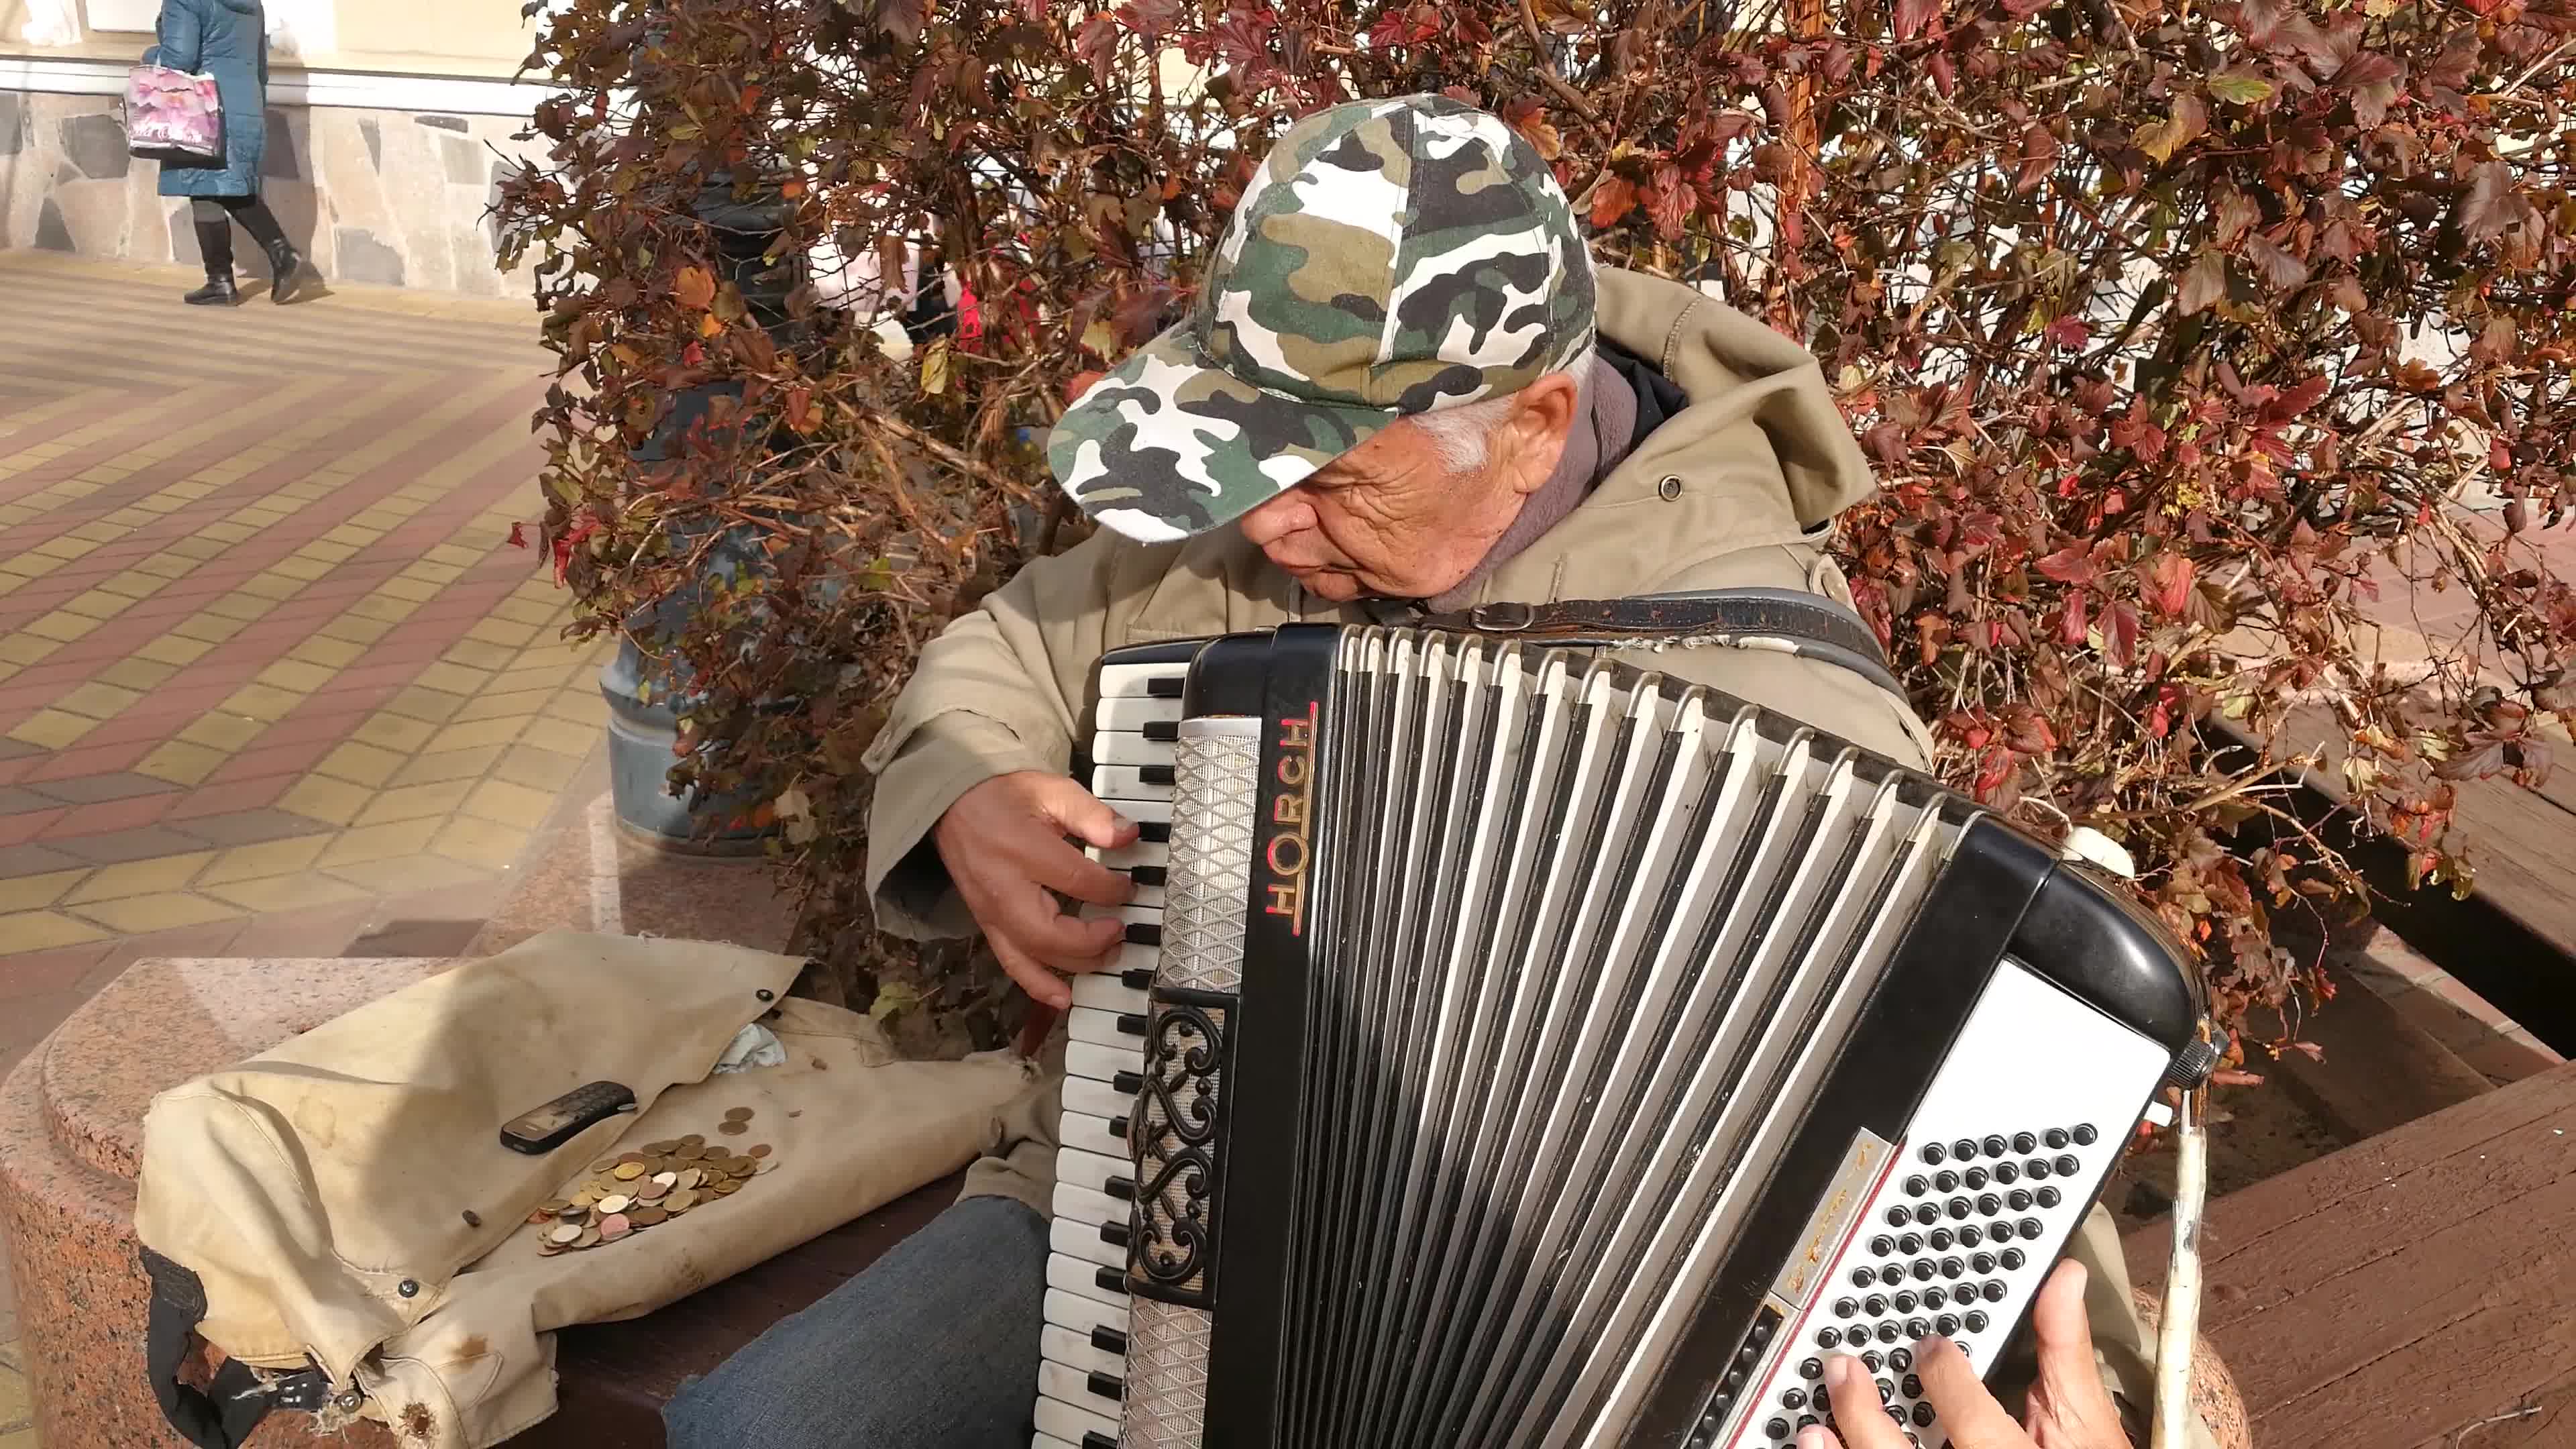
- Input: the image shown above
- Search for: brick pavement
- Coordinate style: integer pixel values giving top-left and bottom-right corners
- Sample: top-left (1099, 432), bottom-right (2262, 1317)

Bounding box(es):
top-left (0, 251), bottom-right (610, 1083)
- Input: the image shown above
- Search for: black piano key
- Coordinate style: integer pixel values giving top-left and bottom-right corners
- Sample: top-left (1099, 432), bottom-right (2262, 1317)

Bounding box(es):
top-left (1091, 1326), bottom-right (1130, 1355)
top-left (1120, 968), bottom-right (1155, 991)
top-left (1107, 1175), bottom-right (1136, 1201)
top-left (1112, 1070), bottom-right (1144, 1094)
top-left (1137, 820), bottom-right (1171, 843)
top-left (1099, 1220), bottom-right (1130, 1249)
top-left (1086, 1370), bottom-right (1125, 1400)
top-left (1142, 720), bottom-right (1179, 742)
top-left (1109, 1114), bottom-right (1130, 1139)
top-left (1125, 923), bottom-right (1162, 947)
top-left (1144, 675), bottom-right (1183, 697)
top-left (1083, 1434), bottom-right (1120, 1449)
top-left (1139, 764), bottom-right (1175, 786)
top-left (1127, 865), bottom-right (1167, 887)
top-left (1094, 1266), bottom-right (1125, 1295)
top-left (1116, 1012), bottom-right (1149, 1036)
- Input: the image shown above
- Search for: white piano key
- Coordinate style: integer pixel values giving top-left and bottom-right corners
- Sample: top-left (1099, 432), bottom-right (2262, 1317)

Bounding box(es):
top-left (1055, 1144), bottom-right (1131, 1198)
top-left (1064, 1073), bottom-right (1135, 1121)
top-left (1069, 1005), bottom-right (1145, 1050)
top-left (1050, 1214), bottom-right (1126, 1271)
top-left (1065, 1040), bottom-right (1140, 1086)
top-left (1034, 1392), bottom-right (1122, 1447)
top-left (1098, 661), bottom-right (1191, 697)
top-left (1071, 973), bottom-right (1150, 1017)
top-left (1046, 1250), bottom-right (1131, 1310)
top-left (1092, 730), bottom-right (1171, 765)
top-left (1042, 1322), bottom-right (1128, 1379)
top-left (1044, 1285), bottom-right (1128, 1339)
top-left (1091, 765), bottom-right (1173, 802)
top-left (1041, 1359), bottom-right (1122, 1410)
top-left (1097, 837), bottom-right (1170, 869)
top-left (1094, 795), bottom-right (1173, 826)
top-left (1095, 694), bottom-right (1183, 730)
top-left (1060, 1108), bottom-right (1128, 1157)
top-left (1052, 1179), bottom-right (1126, 1229)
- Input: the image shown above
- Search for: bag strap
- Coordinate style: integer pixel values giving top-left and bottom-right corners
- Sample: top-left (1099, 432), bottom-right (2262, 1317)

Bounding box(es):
top-left (1411, 586), bottom-right (1908, 704)
top-left (140, 1246), bottom-right (327, 1448)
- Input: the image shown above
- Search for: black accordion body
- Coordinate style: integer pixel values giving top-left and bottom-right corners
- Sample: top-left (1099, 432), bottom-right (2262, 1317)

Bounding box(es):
top-left (1034, 624), bottom-right (2202, 1449)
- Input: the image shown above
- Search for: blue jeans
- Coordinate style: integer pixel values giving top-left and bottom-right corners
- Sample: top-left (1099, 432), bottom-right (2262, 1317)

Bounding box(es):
top-left (664, 1195), bottom-right (1046, 1448)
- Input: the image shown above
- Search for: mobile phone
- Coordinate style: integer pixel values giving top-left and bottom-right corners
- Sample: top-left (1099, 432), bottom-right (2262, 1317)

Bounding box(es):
top-left (499, 1081), bottom-right (636, 1155)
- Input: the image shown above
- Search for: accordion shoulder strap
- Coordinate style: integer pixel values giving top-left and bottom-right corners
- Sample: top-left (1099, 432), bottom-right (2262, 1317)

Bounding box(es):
top-left (1415, 587), bottom-right (1907, 704)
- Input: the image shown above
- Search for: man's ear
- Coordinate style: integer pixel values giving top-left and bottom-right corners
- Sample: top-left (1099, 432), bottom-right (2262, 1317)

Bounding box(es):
top-left (1498, 372), bottom-right (1582, 496)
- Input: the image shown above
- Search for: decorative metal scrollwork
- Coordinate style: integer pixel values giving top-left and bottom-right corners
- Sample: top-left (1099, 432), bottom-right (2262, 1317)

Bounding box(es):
top-left (1129, 990), bottom-right (1231, 1308)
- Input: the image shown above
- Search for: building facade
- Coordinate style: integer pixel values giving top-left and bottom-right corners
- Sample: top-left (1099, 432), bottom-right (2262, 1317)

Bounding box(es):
top-left (1, 0), bottom-right (551, 295)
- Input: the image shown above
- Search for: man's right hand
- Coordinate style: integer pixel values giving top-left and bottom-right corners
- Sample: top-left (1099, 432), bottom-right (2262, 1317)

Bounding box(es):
top-left (934, 771), bottom-right (1140, 1010)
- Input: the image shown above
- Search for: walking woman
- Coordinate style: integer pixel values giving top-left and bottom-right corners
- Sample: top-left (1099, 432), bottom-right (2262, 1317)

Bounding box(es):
top-left (146, 0), bottom-right (302, 305)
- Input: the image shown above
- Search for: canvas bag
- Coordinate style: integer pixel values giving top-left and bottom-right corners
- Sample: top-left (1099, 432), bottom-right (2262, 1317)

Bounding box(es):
top-left (121, 63), bottom-right (223, 160)
top-left (132, 930), bottom-right (1038, 1449)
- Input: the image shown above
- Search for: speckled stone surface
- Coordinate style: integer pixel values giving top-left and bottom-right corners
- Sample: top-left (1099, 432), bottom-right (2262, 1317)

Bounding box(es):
top-left (0, 958), bottom-right (446, 1448)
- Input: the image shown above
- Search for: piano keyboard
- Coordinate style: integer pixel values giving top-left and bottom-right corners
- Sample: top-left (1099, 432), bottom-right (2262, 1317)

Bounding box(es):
top-left (1034, 645), bottom-right (1196, 1449)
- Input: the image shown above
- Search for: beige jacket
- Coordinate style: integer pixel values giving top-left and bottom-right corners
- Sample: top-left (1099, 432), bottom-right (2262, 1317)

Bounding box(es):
top-left (857, 268), bottom-right (2215, 1444)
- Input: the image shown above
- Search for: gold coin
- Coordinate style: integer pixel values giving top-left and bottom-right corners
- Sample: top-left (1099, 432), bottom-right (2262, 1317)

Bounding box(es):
top-left (549, 1224), bottom-right (582, 1245)
top-left (747, 1144), bottom-right (773, 1159)
top-left (755, 1158), bottom-right (779, 1175)
top-left (589, 1159), bottom-right (617, 1173)
top-left (540, 1199), bottom-right (573, 1215)
top-left (723, 1107), bottom-right (754, 1122)
top-left (714, 1179), bottom-right (741, 1196)
top-left (718, 1122), bottom-right (748, 1136)
top-left (574, 1226), bottom-right (601, 1249)
top-left (665, 1188), bottom-right (697, 1213)
top-left (597, 1193), bottom-right (632, 1215)
top-left (537, 1241), bottom-right (565, 1257)
top-left (612, 1162), bottom-right (646, 1181)
top-left (680, 1134), bottom-right (705, 1146)
top-left (678, 1143), bottom-right (706, 1161)
top-left (642, 1140), bottom-right (679, 1155)
top-left (629, 1204), bottom-right (667, 1226)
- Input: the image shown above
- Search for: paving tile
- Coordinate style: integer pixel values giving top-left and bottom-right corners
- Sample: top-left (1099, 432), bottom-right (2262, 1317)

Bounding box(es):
top-left (520, 716), bottom-right (600, 759)
top-left (440, 639), bottom-right (519, 672)
top-left (209, 588), bottom-right (286, 617)
top-left (0, 938), bottom-right (115, 1002)
top-left (386, 743), bottom-right (504, 788)
top-left (0, 906), bottom-right (117, 958)
top-left (429, 814), bottom-right (528, 871)
top-left (465, 617), bottom-right (542, 648)
top-left (350, 712), bottom-right (439, 753)
top-left (174, 710), bottom-right (269, 751)
top-left (62, 851), bottom-right (215, 904)
top-left (44, 816), bottom-right (211, 861)
top-left (316, 816), bottom-right (443, 866)
top-left (428, 715), bottom-right (531, 754)
top-left (356, 779), bottom-right (473, 826)
top-left (19, 612), bottom-right (99, 643)
top-left (134, 633), bottom-right (217, 666)
top-left (92, 656), bottom-right (180, 692)
top-left (384, 686), bottom-right (467, 723)
top-left (68, 892), bottom-right (242, 934)
top-left (168, 809), bottom-right (335, 848)
top-left (488, 743), bottom-right (590, 794)
top-left (219, 682), bottom-right (308, 722)
top-left (168, 613), bottom-right (248, 643)
top-left (0, 843), bottom-right (85, 879)
top-left (315, 740), bottom-right (405, 787)
top-left (196, 835), bottom-right (330, 885)
top-left (0, 867), bottom-right (87, 914)
top-left (412, 660), bottom-right (493, 696)
top-left (257, 659), bottom-right (340, 694)
top-left (222, 897), bottom-right (376, 957)
top-left (325, 853), bottom-right (492, 895)
top-left (134, 739), bottom-right (229, 786)
top-left (202, 872), bottom-right (369, 913)
top-left (0, 788), bottom-right (58, 818)
top-left (6, 708), bottom-right (95, 749)
top-left (25, 770), bottom-right (173, 806)
top-left (492, 598), bottom-right (557, 627)
top-left (247, 708), bottom-right (368, 753)
top-left (286, 635), bottom-right (368, 669)
top-left (276, 775), bottom-right (374, 826)
top-left (52, 680), bottom-right (143, 719)
top-left (349, 595), bottom-right (420, 622)
top-left (462, 779), bottom-right (557, 831)
top-left (208, 741), bottom-right (331, 786)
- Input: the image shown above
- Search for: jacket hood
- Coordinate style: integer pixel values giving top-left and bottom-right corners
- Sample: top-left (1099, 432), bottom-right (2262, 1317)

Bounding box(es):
top-left (1592, 268), bottom-right (1878, 532)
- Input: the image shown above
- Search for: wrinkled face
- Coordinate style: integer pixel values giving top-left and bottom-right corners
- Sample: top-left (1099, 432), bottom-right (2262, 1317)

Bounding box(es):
top-left (1234, 374), bottom-right (1582, 603)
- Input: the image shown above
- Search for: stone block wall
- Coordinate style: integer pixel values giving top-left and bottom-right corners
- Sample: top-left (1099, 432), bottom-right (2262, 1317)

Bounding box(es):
top-left (0, 89), bottom-right (537, 297)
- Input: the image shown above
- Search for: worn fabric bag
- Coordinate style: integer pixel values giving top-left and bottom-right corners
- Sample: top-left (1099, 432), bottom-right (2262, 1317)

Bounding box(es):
top-left (132, 930), bottom-right (1036, 1449)
top-left (121, 63), bottom-right (224, 160)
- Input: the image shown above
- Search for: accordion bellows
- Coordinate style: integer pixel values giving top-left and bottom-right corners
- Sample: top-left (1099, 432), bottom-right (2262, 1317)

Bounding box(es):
top-left (1038, 625), bottom-right (2199, 1449)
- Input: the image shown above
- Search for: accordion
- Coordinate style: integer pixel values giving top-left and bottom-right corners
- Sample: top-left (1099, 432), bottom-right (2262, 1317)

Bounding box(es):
top-left (1035, 623), bottom-right (2202, 1449)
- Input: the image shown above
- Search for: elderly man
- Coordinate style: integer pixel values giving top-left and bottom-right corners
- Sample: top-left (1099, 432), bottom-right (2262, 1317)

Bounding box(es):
top-left (665, 95), bottom-right (2220, 1449)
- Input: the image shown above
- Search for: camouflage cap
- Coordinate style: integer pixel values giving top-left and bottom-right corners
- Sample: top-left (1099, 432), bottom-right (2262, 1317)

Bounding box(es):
top-left (1047, 94), bottom-right (1597, 543)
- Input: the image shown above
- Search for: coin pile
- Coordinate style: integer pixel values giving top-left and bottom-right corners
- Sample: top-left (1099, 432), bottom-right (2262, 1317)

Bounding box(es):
top-left (525, 1116), bottom-right (779, 1256)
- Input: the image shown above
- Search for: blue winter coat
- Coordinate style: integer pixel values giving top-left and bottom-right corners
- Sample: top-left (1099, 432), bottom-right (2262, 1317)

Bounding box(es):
top-left (144, 0), bottom-right (266, 198)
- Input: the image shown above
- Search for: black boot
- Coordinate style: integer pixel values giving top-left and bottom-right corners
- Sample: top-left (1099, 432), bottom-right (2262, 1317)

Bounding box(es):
top-left (184, 218), bottom-right (237, 305)
top-left (227, 199), bottom-right (303, 303)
